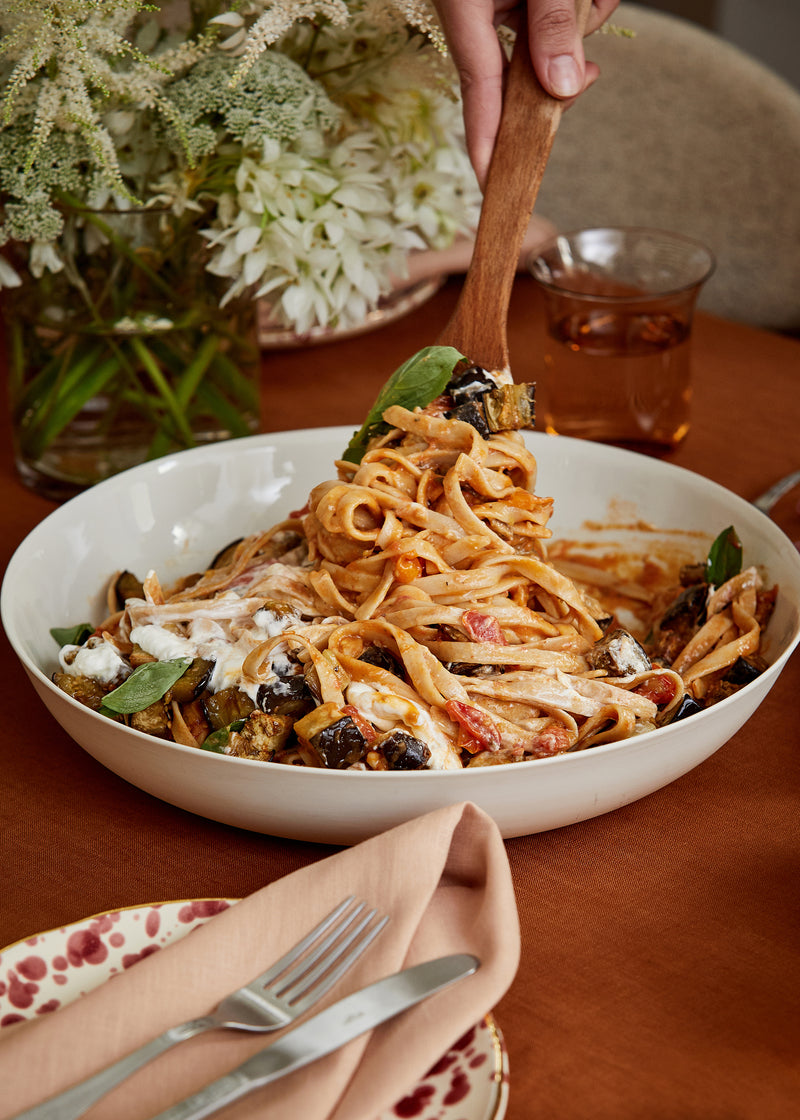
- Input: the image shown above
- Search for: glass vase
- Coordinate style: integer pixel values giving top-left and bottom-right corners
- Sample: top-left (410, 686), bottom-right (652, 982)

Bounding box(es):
top-left (2, 206), bottom-right (260, 502)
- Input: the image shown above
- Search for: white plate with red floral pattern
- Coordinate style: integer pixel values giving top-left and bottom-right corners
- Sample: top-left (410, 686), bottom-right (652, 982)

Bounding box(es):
top-left (0, 900), bottom-right (508, 1120)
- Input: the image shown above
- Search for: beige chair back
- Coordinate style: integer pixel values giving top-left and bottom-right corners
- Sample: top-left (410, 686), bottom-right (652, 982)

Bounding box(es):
top-left (534, 3), bottom-right (800, 331)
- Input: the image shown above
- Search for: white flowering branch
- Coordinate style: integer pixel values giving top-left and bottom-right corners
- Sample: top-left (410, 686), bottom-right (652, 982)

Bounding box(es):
top-left (0, 1), bottom-right (479, 334)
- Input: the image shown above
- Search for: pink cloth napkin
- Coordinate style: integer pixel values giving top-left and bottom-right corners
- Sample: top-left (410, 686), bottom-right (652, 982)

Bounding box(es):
top-left (0, 802), bottom-right (519, 1120)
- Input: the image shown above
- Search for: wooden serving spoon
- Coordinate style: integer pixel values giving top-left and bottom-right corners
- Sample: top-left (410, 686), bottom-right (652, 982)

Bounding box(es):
top-left (438, 0), bottom-right (592, 373)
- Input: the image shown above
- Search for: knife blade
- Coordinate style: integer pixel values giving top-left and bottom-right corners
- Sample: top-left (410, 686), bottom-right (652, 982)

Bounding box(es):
top-left (150, 952), bottom-right (479, 1120)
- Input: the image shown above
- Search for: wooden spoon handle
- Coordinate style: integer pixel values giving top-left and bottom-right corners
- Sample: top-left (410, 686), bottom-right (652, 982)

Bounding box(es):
top-left (438, 0), bottom-right (592, 372)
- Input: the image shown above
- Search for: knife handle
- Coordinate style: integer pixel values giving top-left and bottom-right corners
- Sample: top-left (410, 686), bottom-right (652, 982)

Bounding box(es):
top-left (9, 1019), bottom-right (212, 1120)
top-left (149, 954), bottom-right (480, 1120)
top-left (151, 1070), bottom-right (255, 1120)
top-left (152, 1042), bottom-right (296, 1120)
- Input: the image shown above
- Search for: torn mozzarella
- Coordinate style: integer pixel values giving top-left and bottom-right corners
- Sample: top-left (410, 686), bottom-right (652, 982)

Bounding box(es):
top-left (59, 637), bottom-right (130, 685)
top-left (345, 681), bottom-right (462, 770)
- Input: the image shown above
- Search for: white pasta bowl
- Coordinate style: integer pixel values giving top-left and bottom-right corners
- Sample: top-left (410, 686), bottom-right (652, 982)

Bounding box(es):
top-left (3, 428), bottom-right (800, 844)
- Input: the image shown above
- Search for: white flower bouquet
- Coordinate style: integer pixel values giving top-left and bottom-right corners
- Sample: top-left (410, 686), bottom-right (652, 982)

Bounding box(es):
top-left (0, 0), bottom-right (480, 334)
top-left (0, 1), bottom-right (480, 497)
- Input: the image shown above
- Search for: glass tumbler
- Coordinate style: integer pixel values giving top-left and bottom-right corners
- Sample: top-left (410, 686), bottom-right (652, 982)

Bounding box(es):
top-left (529, 227), bottom-right (715, 450)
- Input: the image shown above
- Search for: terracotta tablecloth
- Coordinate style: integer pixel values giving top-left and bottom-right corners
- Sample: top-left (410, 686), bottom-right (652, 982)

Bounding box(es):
top-left (1, 277), bottom-right (799, 1119)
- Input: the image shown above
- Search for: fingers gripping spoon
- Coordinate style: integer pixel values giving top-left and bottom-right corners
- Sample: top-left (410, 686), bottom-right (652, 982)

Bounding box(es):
top-left (438, 0), bottom-right (593, 374)
top-left (342, 2), bottom-right (592, 465)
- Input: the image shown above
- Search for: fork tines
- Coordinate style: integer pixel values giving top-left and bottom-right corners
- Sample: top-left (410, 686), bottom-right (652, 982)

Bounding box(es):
top-left (264, 896), bottom-right (389, 1012)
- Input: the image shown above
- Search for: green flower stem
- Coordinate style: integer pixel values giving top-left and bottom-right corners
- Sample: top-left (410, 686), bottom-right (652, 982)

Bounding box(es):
top-left (7, 319), bottom-right (26, 401)
top-left (13, 330), bottom-right (94, 421)
top-left (147, 327), bottom-right (259, 415)
top-left (56, 194), bottom-right (177, 304)
top-left (129, 336), bottom-right (197, 447)
top-left (14, 318), bottom-right (257, 464)
top-left (195, 379), bottom-right (254, 438)
top-left (145, 332), bottom-right (220, 459)
top-left (6, 194), bottom-right (260, 489)
top-left (21, 350), bottom-right (122, 459)
top-left (100, 333), bottom-right (187, 444)
top-left (206, 348), bottom-right (260, 412)
top-left (174, 333), bottom-right (220, 409)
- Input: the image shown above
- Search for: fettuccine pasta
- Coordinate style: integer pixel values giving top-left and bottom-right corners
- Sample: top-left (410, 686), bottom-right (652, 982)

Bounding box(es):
top-left (53, 371), bottom-right (776, 771)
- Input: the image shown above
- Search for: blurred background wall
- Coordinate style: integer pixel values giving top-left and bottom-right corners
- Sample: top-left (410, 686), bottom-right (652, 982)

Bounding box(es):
top-left (636, 0), bottom-right (799, 89)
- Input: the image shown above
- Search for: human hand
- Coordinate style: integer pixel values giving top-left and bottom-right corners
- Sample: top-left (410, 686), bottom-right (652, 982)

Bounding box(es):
top-left (433, 0), bottom-right (620, 185)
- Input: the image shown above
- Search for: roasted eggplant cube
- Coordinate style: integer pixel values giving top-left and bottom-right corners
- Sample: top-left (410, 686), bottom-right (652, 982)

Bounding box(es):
top-left (203, 687), bottom-right (255, 731)
top-left (313, 718), bottom-right (366, 769)
top-left (444, 661), bottom-right (498, 678)
top-left (483, 383), bottom-right (535, 432)
top-left (52, 672), bottom-right (110, 712)
top-left (294, 703), bottom-right (367, 769)
top-left (226, 712), bottom-right (293, 761)
top-left (447, 365), bottom-right (496, 405)
top-left (209, 538), bottom-right (244, 569)
top-left (130, 699), bottom-right (171, 739)
top-left (257, 674), bottom-right (315, 719)
top-left (586, 629), bottom-right (652, 676)
top-left (260, 598), bottom-right (301, 625)
top-left (678, 562), bottom-right (706, 587)
top-left (700, 654), bottom-right (770, 707)
top-left (723, 656), bottom-right (767, 686)
top-left (112, 570), bottom-right (145, 609)
top-left (170, 658), bottom-right (214, 704)
top-left (358, 644), bottom-right (403, 677)
top-left (381, 730), bottom-right (430, 770)
top-left (659, 583), bottom-right (707, 630)
top-left (303, 663), bottom-right (322, 703)
top-left (447, 400), bottom-right (490, 438)
top-left (669, 694), bottom-right (705, 722)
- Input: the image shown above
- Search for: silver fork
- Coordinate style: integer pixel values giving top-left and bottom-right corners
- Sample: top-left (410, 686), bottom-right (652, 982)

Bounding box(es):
top-left (14, 896), bottom-right (388, 1120)
top-left (753, 468), bottom-right (800, 514)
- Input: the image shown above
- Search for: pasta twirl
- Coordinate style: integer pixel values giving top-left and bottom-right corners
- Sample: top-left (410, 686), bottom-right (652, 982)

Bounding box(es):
top-left (53, 381), bottom-right (776, 772)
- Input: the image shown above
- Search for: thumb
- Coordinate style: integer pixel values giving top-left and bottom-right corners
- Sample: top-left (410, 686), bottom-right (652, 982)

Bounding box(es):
top-left (527, 2), bottom-right (589, 99)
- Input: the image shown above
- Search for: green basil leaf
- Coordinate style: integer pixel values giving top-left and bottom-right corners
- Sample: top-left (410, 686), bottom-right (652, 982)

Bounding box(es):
top-left (200, 719), bottom-right (246, 753)
top-left (51, 623), bottom-right (94, 647)
top-left (706, 526), bottom-right (743, 586)
top-left (101, 657), bottom-right (194, 714)
top-left (342, 345), bottom-right (464, 464)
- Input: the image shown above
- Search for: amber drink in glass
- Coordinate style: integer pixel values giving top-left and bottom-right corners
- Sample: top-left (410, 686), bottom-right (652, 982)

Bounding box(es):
top-left (530, 228), bottom-right (714, 450)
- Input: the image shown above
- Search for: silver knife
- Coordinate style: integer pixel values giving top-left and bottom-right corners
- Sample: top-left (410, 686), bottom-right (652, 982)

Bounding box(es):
top-left (149, 953), bottom-right (479, 1120)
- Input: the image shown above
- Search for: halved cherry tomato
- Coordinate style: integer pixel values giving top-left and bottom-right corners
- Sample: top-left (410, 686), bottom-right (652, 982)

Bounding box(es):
top-left (528, 724), bottom-right (571, 757)
top-left (462, 610), bottom-right (507, 645)
top-left (445, 700), bottom-right (502, 752)
top-left (394, 554), bottom-right (424, 584)
top-left (634, 674), bottom-right (678, 707)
